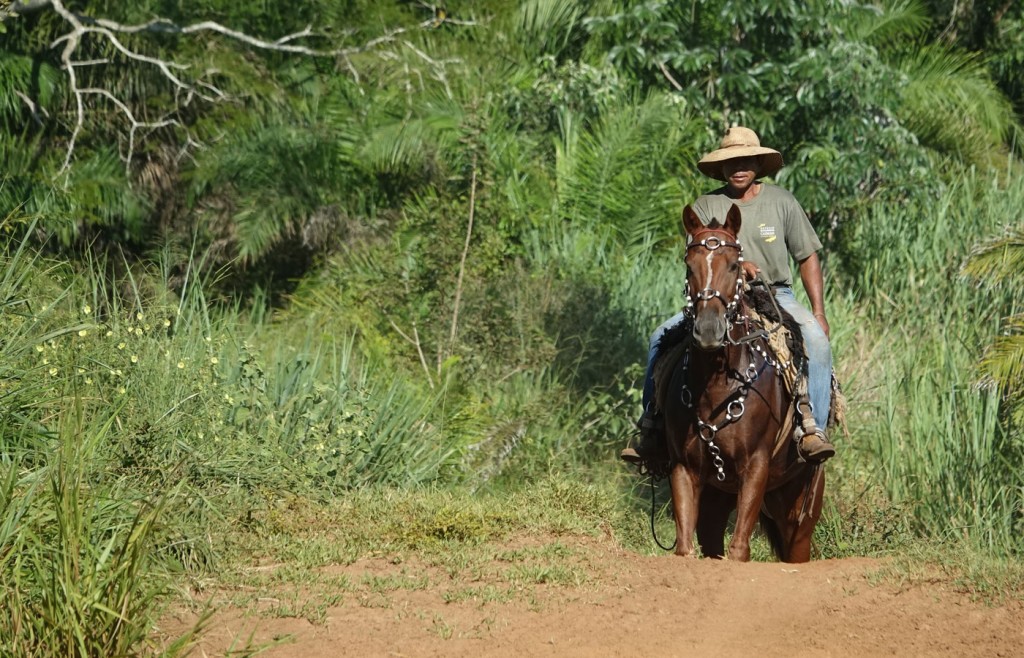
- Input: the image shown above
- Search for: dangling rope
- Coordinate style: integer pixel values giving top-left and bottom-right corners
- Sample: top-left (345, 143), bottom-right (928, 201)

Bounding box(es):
top-left (649, 474), bottom-right (677, 552)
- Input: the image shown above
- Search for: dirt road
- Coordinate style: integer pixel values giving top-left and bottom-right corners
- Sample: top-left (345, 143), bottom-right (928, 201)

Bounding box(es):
top-left (165, 536), bottom-right (1023, 657)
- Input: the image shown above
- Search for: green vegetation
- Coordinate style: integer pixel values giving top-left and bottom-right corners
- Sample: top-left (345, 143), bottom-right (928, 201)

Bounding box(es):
top-left (2, 0), bottom-right (1024, 654)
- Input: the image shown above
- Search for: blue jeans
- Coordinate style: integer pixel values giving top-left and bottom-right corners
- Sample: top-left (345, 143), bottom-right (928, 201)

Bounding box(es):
top-left (642, 287), bottom-right (832, 429)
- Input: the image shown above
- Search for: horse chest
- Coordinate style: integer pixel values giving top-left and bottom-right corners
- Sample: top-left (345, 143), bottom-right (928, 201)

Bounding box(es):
top-left (670, 356), bottom-right (789, 480)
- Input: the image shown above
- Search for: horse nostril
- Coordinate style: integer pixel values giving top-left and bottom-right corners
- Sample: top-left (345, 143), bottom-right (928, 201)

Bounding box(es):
top-left (693, 314), bottom-right (726, 350)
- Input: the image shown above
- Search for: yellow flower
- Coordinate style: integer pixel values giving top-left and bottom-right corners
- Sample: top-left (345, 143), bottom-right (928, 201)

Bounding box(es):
top-left (48, 367), bottom-right (58, 376)
top-left (83, 305), bottom-right (92, 315)
top-left (78, 329), bottom-right (88, 337)
top-left (136, 312), bottom-right (144, 321)
top-left (118, 386), bottom-right (126, 394)
top-left (210, 357), bottom-right (219, 365)
top-left (35, 345), bottom-right (44, 353)
top-left (177, 361), bottom-right (185, 369)
top-left (135, 328), bottom-right (143, 336)
top-left (117, 342), bottom-right (126, 350)
top-left (77, 368), bottom-right (85, 374)
top-left (144, 323), bottom-right (151, 331)
top-left (131, 355), bottom-right (139, 364)
top-left (163, 318), bottom-right (171, 328)
top-left (85, 377), bottom-right (93, 385)
top-left (43, 358), bottom-right (49, 365)
top-left (106, 330), bottom-right (113, 337)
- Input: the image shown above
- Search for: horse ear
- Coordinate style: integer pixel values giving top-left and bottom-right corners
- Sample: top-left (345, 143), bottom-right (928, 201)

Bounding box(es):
top-left (724, 203), bottom-right (742, 235)
top-left (681, 205), bottom-right (702, 236)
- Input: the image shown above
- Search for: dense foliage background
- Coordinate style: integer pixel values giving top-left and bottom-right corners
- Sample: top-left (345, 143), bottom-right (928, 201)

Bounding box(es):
top-left (2, 0), bottom-right (1024, 653)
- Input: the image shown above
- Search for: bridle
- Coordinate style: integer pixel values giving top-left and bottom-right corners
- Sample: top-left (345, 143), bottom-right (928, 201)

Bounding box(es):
top-left (683, 229), bottom-right (745, 320)
top-left (677, 228), bottom-right (777, 483)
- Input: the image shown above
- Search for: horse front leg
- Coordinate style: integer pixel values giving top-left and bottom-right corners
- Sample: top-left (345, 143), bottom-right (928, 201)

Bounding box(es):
top-left (669, 462), bottom-right (701, 557)
top-left (728, 456), bottom-right (769, 561)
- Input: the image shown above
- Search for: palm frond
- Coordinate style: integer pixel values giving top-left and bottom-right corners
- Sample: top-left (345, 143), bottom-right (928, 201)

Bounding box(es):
top-left (961, 225), bottom-right (1024, 284)
top-left (841, 0), bottom-right (929, 45)
top-left (897, 45), bottom-right (1017, 164)
top-left (513, 0), bottom-right (587, 59)
top-left (978, 316), bottom-right (1024, 395)
top-left (360, 109), bottom-right (462, 176)
top-left (0, 52), bottom-right (61, 124)
top-left (555, 91), bottom-right (701, 251)
top-left (189, 109), bottom-right (351, 262)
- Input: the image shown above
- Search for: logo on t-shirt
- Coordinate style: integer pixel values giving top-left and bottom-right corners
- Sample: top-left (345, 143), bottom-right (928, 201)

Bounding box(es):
top-left (758, 223), bottom-right (777, 243)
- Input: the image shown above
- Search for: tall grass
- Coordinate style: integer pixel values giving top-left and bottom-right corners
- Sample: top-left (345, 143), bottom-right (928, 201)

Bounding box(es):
top-left (837, 168), bottom-right (1024, 555)
top-left (0, 224), bottom-right (471, 652)
top-left (0, 410), bottom-right (191, 658)
top-left (0, 220), bottom-right (198, 655)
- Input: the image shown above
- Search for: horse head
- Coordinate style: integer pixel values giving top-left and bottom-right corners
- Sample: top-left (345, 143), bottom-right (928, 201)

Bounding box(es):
top-left (681, 204), bottom-right (744, 351)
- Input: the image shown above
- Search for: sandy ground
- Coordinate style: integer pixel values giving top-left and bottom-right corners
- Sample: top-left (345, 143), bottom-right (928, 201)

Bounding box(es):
top-left (162, 536), bottom-right (1024, 658)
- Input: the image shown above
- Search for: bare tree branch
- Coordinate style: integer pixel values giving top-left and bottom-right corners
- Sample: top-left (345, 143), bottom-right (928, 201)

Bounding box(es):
top-left (79, 88), bottom-right (180, 173)
top-left (446, 152), bottom-right (478, 364)
top-left (389, 318), bottom-right (435, 389)
top-left (26, 0), bottom-right (472, 173)
top-left (15, 91), bottom-right (49, 126)
top-left (658, 61), bottom-right (684, 92)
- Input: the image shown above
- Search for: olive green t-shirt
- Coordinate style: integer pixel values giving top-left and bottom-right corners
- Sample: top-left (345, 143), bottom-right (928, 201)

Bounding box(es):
top-left (691, 183), bottom-right (821, 286)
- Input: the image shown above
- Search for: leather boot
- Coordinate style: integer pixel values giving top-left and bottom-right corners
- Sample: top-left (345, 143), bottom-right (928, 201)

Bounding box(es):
top-left (798, 429), bottom-right (836, 463)
top-left (620, 412), bottom-right (669, 475)
top-left (794, 396), bottom-right (835, 463)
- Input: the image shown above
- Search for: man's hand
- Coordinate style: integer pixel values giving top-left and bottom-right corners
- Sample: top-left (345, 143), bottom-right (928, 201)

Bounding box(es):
top-left (813, 312), bottom-right (830, 339)
top-left (741, 261), bottom-right (760, 281)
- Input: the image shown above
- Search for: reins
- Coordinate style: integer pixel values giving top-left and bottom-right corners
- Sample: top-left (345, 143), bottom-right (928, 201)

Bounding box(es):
top-left (726, 277), bottom-right (787, 346)
top-left (649, 474), bottom-right (677, 552)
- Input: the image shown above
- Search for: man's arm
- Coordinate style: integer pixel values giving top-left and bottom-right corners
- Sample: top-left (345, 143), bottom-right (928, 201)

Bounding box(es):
top-left (798, 252), bottom-right (829, 339)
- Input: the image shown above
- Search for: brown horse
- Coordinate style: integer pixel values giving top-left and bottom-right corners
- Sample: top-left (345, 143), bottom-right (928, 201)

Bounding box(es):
top-left (663, 204), bottom-right (824, 562)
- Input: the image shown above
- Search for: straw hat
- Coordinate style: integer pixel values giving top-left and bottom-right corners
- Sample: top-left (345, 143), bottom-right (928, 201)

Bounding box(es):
top-left (697, 126), bottom-right (784, 181)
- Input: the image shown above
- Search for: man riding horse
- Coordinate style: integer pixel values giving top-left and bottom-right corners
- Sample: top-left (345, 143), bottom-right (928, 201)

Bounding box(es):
top-left (622, 126), bottom-right (835, 471)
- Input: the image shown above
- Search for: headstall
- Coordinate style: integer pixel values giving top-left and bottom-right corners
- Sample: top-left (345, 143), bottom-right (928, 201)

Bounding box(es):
top-left (684, 231), bottom-right (745, 319)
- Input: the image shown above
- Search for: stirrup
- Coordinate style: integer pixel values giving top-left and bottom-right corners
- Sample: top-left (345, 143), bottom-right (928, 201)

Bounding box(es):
top-left (620, 422), bottom-right (670, 477)
top-left (620, 446), bottom-right (643, 464)
top-left (797, 429), bottom-right (835, 463)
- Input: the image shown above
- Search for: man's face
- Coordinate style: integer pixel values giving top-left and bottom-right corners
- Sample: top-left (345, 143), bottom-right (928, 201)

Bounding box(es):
top-left (721, 156), bottom-right (761, 191)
